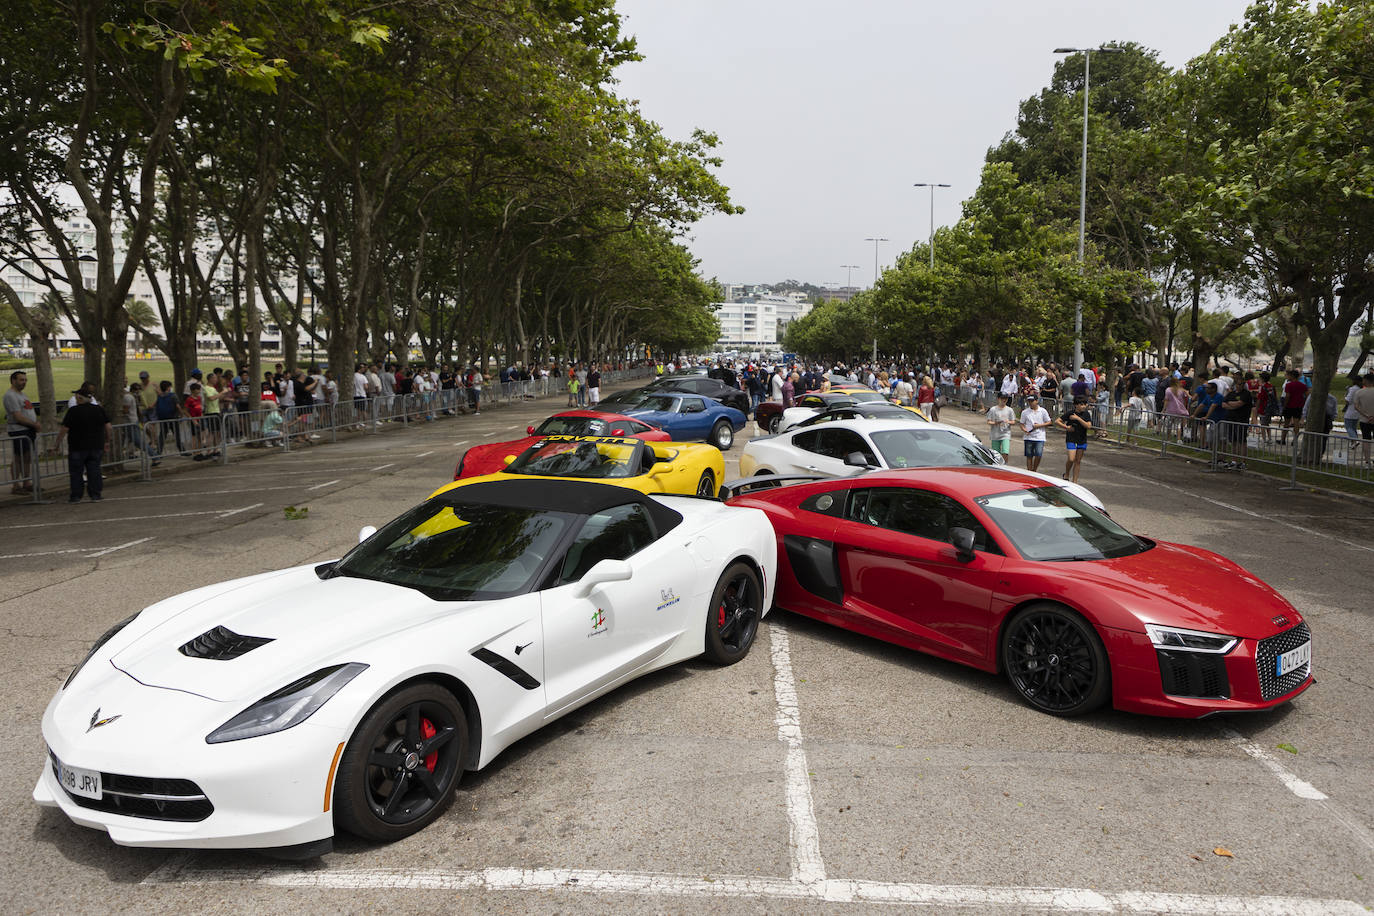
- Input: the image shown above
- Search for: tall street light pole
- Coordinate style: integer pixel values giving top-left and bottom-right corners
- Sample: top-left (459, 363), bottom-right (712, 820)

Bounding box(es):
top-left (912, 183), bottom-right (950, 269)
top-left (840, 264), bottom-right (860, 289)
top-left (1053, 45), bottom-right (1122, 376)
top-left (863, 237), bottom-right (888, 286)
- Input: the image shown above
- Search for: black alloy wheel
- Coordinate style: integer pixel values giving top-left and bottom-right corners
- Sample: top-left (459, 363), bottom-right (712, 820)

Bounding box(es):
top-left (334, 683), bottom-right (468, 842)
top-left (1000, 604), bottom-right (1110, 716)
top-left (696, 470), bottom-right (717, 498)
top-left (768, 414), bottom-right (782, 434)
top-left (710, 420), bottom-right (734, 451)
top-left (703, 561), bottom-right (763, 665)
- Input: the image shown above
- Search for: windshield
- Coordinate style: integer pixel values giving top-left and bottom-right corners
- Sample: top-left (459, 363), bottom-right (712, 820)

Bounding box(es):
top-left (332, 501), bottom-right (570, 599)
top-left (843, 389), bottom-right (888, 404)
top-left (623, 394), bottom-right (677, 413)
top-left (976, 487), bottom-right (1146, 561)
top-left (506, 438), bottom-right (641, 479)
top-left (535, 415), bottom-right (627, 437)
top-left (871, 429), bottom-right (998, 469)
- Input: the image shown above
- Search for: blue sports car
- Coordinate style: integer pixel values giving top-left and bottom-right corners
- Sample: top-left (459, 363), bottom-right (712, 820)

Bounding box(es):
top-left (595, 391), bottom-right (746, 450)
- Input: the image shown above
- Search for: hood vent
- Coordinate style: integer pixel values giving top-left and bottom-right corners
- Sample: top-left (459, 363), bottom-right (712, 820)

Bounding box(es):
top-left (179, 626), bottom-right (274, 660)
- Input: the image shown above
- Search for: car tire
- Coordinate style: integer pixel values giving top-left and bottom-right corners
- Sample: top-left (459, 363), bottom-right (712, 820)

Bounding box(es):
top-left (334, 683), bottom-right (468, 842)
top-left (768, 414), bottom-right (782, 434)
top-left (709, 420), bottom-right (734, 451)
top-left (703, 561), bottom-right (763, 665)
top-left (1000, 603), bottom-right (1110, 716)
top-left (696, 470), bottom-right (717, 498)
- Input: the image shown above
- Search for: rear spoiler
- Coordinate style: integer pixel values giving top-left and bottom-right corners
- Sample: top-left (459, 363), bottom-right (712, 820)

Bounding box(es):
top-left (720, 474), bottom-right (826, 500)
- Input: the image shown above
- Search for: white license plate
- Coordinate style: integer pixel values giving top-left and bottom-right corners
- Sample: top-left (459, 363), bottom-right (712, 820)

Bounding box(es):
top-left (1276, 641), bottom-right (1311, 677)
top-left (56, 756), bottom-right (102, 800)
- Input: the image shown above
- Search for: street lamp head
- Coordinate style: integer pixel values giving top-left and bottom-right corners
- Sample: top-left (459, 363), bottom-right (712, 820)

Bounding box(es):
top-left (1053, 47), bottom-right (1079, 54)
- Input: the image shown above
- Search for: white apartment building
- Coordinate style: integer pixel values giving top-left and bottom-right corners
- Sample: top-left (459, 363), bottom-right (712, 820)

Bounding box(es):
top-left (1, 217), bottom-right (159, 351)
top-left (713, 292), bottom-right (814, 349)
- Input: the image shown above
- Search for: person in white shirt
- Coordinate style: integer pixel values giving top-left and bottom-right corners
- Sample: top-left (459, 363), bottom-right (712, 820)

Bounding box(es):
top-left (1019, 393), bottom-right (1052, 471)
top-left (1211, 368), bottom-right (1234, 396)
top-left (894, 376), bottom-right (914, 405)
top-left (986, 391), bottom-right (1016, 457)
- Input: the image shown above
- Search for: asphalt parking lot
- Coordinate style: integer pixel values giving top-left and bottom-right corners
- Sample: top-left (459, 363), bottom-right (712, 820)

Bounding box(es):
top-left (1, 390), bottom-right (1371, 914)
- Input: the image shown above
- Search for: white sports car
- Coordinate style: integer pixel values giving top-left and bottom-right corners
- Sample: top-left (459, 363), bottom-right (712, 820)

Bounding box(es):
top-left (35, 480), bottom-right (776, 856)
top-left (739, 418), bottom-right (1106, 510)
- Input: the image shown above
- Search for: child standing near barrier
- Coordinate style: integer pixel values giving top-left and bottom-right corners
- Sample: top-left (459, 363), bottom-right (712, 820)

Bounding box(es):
top-left (985, 392), bottom-right (1014, 458)
top-left (1125, 388), bottom-right (1145, 444)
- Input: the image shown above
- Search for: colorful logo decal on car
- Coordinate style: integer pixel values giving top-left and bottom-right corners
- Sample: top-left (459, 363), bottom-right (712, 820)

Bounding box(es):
top-left (588, 608), bottom-right (608, 637)
top-left (656, 587), bottom-right (680, 612)
top-left (87, 708), bottom-right (121, 733)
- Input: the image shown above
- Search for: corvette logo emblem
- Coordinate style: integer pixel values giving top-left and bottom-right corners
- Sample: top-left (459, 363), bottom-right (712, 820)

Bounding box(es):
top-left (87, 708), bottom-right (121, 733)
top-left (1271, 614), bottom-right (1290, 628)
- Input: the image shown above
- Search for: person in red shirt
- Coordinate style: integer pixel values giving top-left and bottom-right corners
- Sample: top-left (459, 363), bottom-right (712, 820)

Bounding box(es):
top-left (1281, 369), bottom-right (1307, 444)
top-left (185, 382), bottom-right (207, 459)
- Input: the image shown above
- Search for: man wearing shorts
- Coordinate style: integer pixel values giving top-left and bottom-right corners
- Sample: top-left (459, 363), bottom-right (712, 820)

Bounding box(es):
top-left (1019, 393), bottom-right (1051, 471)
top-left (5, 370), bottom-right (39, 494)
top-left (1281, 369), bottom-right (1307, 443)
top-left (1351, 373), bottom-right (1374, 466)
top-left (986, 391), bottom-right (1015, 458)
top-left (1055, 395), bottom-right (1094, 483)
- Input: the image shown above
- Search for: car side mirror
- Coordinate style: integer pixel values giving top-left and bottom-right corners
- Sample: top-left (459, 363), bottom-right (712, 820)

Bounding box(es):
top-left (526, 425), bottom-right (536, 434)
top-left (844, 451), bottom-right (873, 469)
top-left (358, 525), bottom-right (377, 543)
top-left (611, 428), bottom-right (624, 435)
top-left (572, 558), bottom-right (633, 598)
top-left (950, 527), bottom-right (976, 562)
top-left (503, 455), bottom-right (515, 466)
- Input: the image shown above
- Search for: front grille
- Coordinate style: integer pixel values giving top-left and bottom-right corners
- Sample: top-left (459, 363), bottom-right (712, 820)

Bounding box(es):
top-left (179, 625), bottom-right (273, 660)
top-left (50, 754), bottom-right (213, 822)
top-left (1255, 622), bottom-right (1312, 701)
top-left (1157, 649), bottom-right (1230, 698)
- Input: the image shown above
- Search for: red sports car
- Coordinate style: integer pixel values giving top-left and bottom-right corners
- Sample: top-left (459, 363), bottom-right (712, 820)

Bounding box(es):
top-left (453, 410), bottom-right (671, 479)
top-left (725, 467), bottom-right (1313, 718)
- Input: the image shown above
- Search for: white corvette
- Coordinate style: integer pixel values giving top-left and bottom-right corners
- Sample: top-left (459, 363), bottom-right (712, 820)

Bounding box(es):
top-left (739, 418), bottom-right (1106, 510)
top-left (35, 480), bottom-right (776, 856)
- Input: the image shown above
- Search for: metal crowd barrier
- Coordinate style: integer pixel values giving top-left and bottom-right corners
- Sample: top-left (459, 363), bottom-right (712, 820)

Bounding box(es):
top-left (2, 367), bottom-right (652, 504)
top-left (932, 383), bottom-right (1372, 492)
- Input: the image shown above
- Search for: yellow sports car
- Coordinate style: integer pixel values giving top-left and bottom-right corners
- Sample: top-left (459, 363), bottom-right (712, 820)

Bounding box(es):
top-left (428, 435), bottom-right (727, 500)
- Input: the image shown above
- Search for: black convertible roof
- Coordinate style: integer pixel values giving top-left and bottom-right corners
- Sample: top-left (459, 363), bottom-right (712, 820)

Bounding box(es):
top-left (435, 479), bottom-right (683, 531)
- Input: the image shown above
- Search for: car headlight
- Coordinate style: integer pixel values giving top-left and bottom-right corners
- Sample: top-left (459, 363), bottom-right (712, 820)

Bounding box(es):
top-left (64, 614), bottom-right (138, 689)
top-left (1143, 624), bottom-right (1237, 654)
top-left (206, 663), bottom-right (367, 744)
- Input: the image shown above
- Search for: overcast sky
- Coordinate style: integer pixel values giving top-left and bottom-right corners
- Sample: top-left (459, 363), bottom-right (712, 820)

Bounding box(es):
top-left (613, 0), bottom-right (1254, 289)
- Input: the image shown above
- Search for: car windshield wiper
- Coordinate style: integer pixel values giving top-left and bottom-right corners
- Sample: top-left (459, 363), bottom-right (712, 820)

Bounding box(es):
top-left (1043, 553), bottom-right (1104, 562)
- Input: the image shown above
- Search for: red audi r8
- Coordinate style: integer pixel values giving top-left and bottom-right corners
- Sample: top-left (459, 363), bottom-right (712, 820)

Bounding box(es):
top-left (725, 467), bottom-right (1313, 718)
top-left (454, 410), bottom-right (670, 479)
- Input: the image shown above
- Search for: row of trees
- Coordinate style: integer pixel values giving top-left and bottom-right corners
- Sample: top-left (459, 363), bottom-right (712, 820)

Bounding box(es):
top-left (1, 0), bottom-right (731, 423)
top-left (785, 0), bottom-right (1374, 435)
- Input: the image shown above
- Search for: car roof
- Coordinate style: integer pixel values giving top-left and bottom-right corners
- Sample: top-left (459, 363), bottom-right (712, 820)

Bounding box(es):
top-left (785, 417), bottom-right (971, 437)
top-left (731, 466), bottom-right (1046, 503)
top-left (549, 409), bottom-right (648, 423)
top-left (436, 478), bottom-right (683, 529)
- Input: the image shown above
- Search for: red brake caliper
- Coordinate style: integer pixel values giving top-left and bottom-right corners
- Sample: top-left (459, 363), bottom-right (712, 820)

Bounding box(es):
top-left (421, 718), bottom-right (437, 771)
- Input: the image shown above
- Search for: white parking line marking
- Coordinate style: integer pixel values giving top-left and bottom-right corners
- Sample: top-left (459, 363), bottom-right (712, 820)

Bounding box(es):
top-left (306, 479), bottom-right (341, 491)
top-left (217, 503), bottom-right (264, 519)
top-left (452, 440), bottom-right (468, 447)
top-left (1217, 726), bottom-right (1326, 800)
top-left (1102, 468), bottom-right (1374, 554)
top-left (769, 623), bottom-right (825, 884)
top-left (84, 537), bottom-right (152, 558)
top-left (140, 862), bottom-right (1365, 913)
top-left (1218, 727), bottom-right (1374, 852)
top-left (415, 451), bottom-right (434, 458)
top-left (370, 463), bottom-right (395, 471)
top-left (0, 508), bottom-right (239, 530)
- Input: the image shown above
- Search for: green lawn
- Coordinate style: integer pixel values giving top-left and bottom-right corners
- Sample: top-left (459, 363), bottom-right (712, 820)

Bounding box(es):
top-left (3, 358), bottom-right (180, 422)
